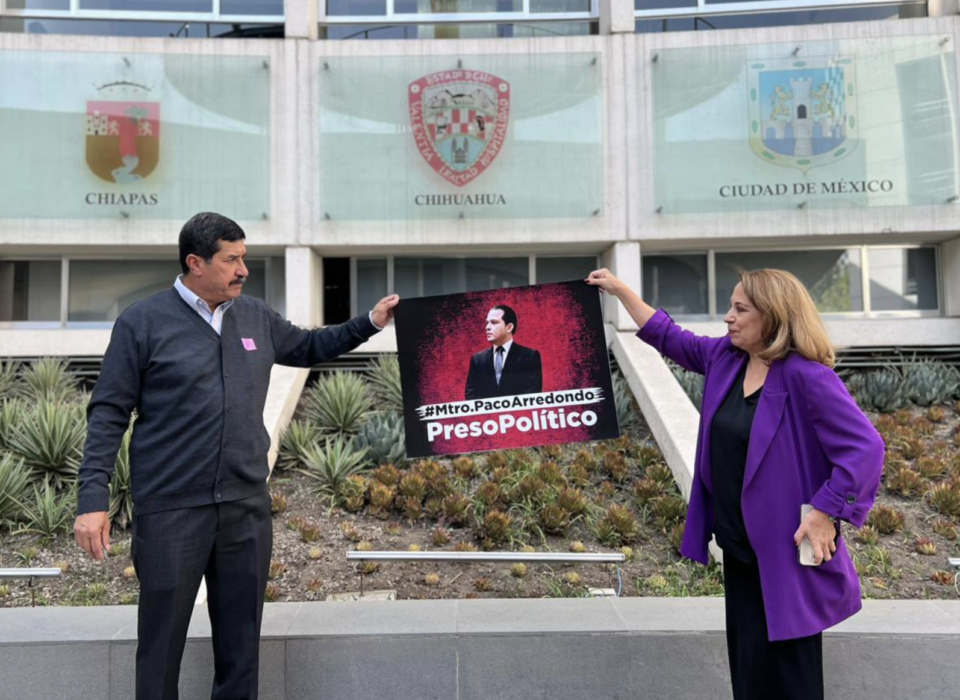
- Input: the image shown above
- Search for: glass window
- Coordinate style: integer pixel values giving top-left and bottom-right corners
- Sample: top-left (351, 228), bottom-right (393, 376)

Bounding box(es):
top-left (5, 1), bottom-right (71, 9)
top-left (715, 250), bottom-right (864, 314)
top-left (0, 261), bottom-right (61, 324)
top-left (395, 257), bottom-right (528, 298)
top-left (642, 254), bottom-right (708, 316)
top-left (356, 258), bottom-right (388, 316)
top-left (78, 1), bottom-right (213, 11)
top-left (327, 0), bottom-right (387, 15)
top-left (531, 0), bottom-right (590, 10)
top-left (395, 1), bottom-right (523, 13)
top-left (242, 259), bottom-right (267, 302)
top-left (536, 256), bottom-right (596, 284)
top-left (68, 260), bottom-right (178, 324)
top-left (868, 248), bottom-right (938, 312)
top-left (220, 0), bottom-right (284, 14)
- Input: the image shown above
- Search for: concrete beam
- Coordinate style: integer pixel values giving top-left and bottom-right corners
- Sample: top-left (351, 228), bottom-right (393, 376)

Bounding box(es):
top-left (284, 0), bottom-right (320, 41)
top-left (599, 0), bottom-right (637, 35)
top-left (601, 242), bottom-right (642, 331)
top-left (943, 236), bottom-right (960, 317)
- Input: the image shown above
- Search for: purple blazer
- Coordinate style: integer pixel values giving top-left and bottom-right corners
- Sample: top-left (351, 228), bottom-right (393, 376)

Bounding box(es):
top-left (639, 310), bottom-right (884, 641)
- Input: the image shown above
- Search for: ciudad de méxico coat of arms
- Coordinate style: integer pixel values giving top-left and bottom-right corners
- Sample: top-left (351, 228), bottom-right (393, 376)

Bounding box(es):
top-left (409, 70), bottom-right (510, 187)
top-left (748, 57), bottom-right (858, 172)
top-left (85, 81), bottom-right (160, 184)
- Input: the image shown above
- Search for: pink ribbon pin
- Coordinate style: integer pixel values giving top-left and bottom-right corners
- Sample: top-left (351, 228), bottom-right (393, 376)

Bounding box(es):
top-left (241, 338), bottom-right (257, 351)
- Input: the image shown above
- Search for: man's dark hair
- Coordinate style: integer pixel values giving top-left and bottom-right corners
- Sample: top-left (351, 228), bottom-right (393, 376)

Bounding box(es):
top-left (178, 212), bottom-right (246, 275)
top-left (492, 305), bottom-right (518, 335)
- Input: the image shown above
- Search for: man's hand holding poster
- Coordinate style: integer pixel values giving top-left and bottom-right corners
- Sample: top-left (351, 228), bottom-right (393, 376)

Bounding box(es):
top-left (395, 281), bottom-right (619, 458)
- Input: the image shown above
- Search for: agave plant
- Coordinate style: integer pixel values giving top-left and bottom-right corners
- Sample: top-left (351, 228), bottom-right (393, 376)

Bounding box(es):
top-left (901, 359), bottom-right (959, 407)
top-left (0, 360), bottom-right (20, 399)
top-left (612, 372), bottom-right (640, 429)
top-left (302, 371), bottom-right (373, 436)
top-left (847, 368), bottom-right (907, 414)
top-left (353, 411), bottom-right (406, 466)
top-left (7, 401), bottom-right (86, 488)
top-left (299, 435), bottom-right (369, 506)
top-left (15, 479), bottom-right (77, 540)
top-left (109, 425), bottom-right (135, 530)
top-left (0, 452), bottom-right (30, 527)
top-left (667, 361), bottom-right (704, 411)
top-left (366, 355), bottom-right (404, 414)
top-left (16, 357), bottom-right (80, 405)
top-left (0, 398), bottom-right (26, 450)
top-left (276, 419), bottom-right (322, 472)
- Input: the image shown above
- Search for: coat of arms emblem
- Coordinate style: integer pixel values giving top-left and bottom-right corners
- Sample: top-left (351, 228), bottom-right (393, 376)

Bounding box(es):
top-left (409, 70), bottom-right (510, 187)
top-left (748, 58), bottom-right (858, 172)
top-left (85, 82), bottom-right (160, 184)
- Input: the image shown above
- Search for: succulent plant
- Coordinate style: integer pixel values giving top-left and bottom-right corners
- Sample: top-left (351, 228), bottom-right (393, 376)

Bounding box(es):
top-left (473, 577), bottom-right (493, 592)
top-left (401, 497), bottom-right (423, 521)
top-left (441, 493), bottom-right (471, 526)
top-left (424, 572), bottom-right (441, 586)
top-left (557, 487), bottom-right (588, 515)
top-left (885, 467), bottom-right (923, 497)
top-left (633, 478), bottom-right (664, 505)
top-left (353, 411), bottom-right (406, 467)
top-left (356, 540), bottom-right (374, 552)
top-left (562, 571), bottom-right (582, 586)
top-left (359, 561), bottom-right (379, 575)
top-left (636, 443), bottom-right (664, 469)
top-left (568, 540), bottom-right (586, 553)
top-left (0, 398), bottom-right (26, 450)
top-left (0, 452), bottom-right (30, 527)
top-left (339, 522), bottom-right (362, 542)
top-left (276, 420), bottom-right (322, 472)
top-left (286, 516), bottom-right (307, 532)
top-left (865, 505), bottom-right (905, 534)
top-left (651, 495), bottom-right (687, 527)
top-left (512, 475), bottom-right (547, 504)
top-left (846, 368), bottom-right (907, 413)
top-left (620, 546), bottom-right (635, 562)
top-left (930, 570), bottom-right (955, 586)
top-left (895, 436), bottom-right (925, 462)
top-left (385, 522), bottom-right (403, 536)
top-left (573, 448), bottom-right (598, 473)
top-left (453, 541), bottom-right (478, 552)
top-left (482, 510), bottom-right (514, 545)
top-left (16, 479), bottom-right (76, 540)
top-left (339, 475), bottom-right (369, 512)
top-left (431, 526), bottom-right (451, 546)
top-left (0, 360), bottom-right (20, 399)
top-left (539, 504), bottom-right (571, 535)
top-left (926, 405), bottom-right (947, 423)
top-left (399, 473), bottom-right (428, 502)
top-left (914, 537), bottom-right (937, 556)
top-left (485, 452), bottom-right (508, 472)
top-left (268, 560), bottom-right (286, 579)
top-left (537, 460), bottom-right (566, 487)
top-left (307, 578), bottom-right (323, 592)
top-left (366, 355), bottom-right (403, 414)
top-left (932, 518), bottom-right (958, 540)
top-left (302, 371), bottom-right (372, 436)
top-left (510, 563), bottom-right (528, 578)
top-left (595, 504), bottom-right (640, 545)
top-left (371, 463), bottom-right (402, 488)
top-left (926, 482), bottom-right (960, 517)
top-left (598, 481), bottom-right (617, 500)
top-left (857, 526), bottom-right (880, 546)
top-left (122, 566), bottom-right (137, 581)
top-left (902, 359), bottom-right (960, 407)
top-left (8, 401), bottom-right (86, 488)
top-left (270, 492), bottom-right (288, 515)
top-left (646, 463), bottom-right (674, 485)
top-left (916, 457), bottom-right (946, 481)
top-left (368, 482), bottom-right (396, 518)
top-left (452, 456), bottom-right (477, 480)
top-left (669, 522), bottom-right (685, 554)
top-left (308, 547), bottom-right (322, 560)
top-left (603, 451), bottom-right (630, 483)
top-left (16, 358), bottom-right (80, 405)
top-left (300, 523), bottom-right (321, 543)
top-left (540, 443), bottom-right (563, 461)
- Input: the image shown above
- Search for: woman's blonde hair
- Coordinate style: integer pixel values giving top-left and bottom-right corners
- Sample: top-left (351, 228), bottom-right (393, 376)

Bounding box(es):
top-left (737, 268), bottom-right (835, 368)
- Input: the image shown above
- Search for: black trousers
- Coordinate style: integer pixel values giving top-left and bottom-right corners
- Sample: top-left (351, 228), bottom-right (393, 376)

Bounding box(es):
top-left (724, 554), bottom-right (824, 700)
top-left (132, 490), bottom-right (273, 700)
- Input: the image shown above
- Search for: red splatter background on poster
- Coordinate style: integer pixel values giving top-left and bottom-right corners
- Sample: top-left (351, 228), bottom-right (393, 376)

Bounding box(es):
top-left (396, 281), bottom-right (619, 457)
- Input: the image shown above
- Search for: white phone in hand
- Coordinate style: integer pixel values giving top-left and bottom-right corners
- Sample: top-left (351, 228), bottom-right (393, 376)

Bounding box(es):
top-left (799, 503), bottom-right (818, 566)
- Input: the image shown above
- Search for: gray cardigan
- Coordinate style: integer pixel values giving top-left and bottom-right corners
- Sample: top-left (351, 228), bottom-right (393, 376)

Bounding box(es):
top-left (78, 288), bottom-right (379, 516)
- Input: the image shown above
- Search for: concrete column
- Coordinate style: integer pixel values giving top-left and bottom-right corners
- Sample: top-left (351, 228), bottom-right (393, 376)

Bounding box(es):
top-left (599, 0), bottom-right (636, 35)
top-left (943, 236), bottom-right (960, 317)
top-left (927, 0), bottom-right (959, 16)
top-left (601, 241), bottom-right (642, 331)
top-left (285, 0), bottom-right (320, 41)
top-left (285, 246), bottom-right (322, 327)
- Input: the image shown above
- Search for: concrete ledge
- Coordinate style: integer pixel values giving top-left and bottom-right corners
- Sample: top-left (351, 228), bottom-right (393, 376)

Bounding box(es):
top-left (1, 599), bottom-right (958, 700)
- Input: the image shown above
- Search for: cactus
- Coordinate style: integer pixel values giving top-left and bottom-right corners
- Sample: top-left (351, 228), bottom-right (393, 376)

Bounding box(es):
top-left (866, 505), bottom-right (905, 534)
top-left (510, 563), bottom-right (528, 578)
top-left (595, 504), bottom-right (640, 545)
top-left (846, 368), bottom-right (906, 413)
top-left (557, 487), bottom-right (588, 515)
top-left (901, 359), bottom-right (960, 406)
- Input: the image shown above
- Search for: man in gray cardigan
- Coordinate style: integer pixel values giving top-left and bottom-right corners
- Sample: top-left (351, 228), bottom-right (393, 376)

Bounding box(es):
top-left (74, 212), bottom-right (398, 700)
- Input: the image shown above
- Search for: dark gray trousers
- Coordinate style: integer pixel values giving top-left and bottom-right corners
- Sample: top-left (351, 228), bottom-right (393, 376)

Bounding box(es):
top-left (132, 489), bottom-right (272, 700)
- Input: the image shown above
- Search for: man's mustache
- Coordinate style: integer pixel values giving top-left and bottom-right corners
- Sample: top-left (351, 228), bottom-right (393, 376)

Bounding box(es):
top-left (230, 277), bottom-right (246, 286)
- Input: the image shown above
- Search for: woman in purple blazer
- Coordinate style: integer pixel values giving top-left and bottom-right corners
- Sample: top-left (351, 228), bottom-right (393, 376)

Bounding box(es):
top-left (587, 267), bottom-right (884, 700)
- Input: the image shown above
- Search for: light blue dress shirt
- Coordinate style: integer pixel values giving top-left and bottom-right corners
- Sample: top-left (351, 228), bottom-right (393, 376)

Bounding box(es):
top-left (174, 276), bottom-right (234, 336)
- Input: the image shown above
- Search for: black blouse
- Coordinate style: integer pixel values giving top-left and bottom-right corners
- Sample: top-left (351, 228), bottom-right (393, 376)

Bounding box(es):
top-left (710, 364), bottom-right (763, 565)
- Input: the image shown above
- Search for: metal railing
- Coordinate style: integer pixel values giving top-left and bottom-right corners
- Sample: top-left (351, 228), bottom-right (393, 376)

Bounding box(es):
top-left (323, 0), bottom-right (598, 26)
top-left (0, 568), bottom-right (63, 607)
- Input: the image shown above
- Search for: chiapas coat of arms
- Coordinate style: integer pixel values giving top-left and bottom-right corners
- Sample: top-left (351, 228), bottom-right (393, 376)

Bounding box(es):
top-left (86, 81), bottom-right (160, 184)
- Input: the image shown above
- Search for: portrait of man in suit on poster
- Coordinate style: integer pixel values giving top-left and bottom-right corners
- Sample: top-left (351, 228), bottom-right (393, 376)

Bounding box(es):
top-left (465, 304), bottom-right (543, 400)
